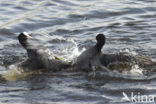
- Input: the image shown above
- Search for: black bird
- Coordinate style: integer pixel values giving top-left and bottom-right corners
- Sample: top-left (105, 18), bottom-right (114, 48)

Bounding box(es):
top-left (74, 33), bottom-right (109, 72)
top-left (18, 32), bottom-right (71, 71)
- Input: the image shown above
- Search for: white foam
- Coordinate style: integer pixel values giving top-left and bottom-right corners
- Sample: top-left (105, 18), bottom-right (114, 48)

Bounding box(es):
top-left (130, 65), bottom-right (143, 75)
top-left (119, 48), bottom-right (138, 55)
top-left (152, 58), bottom-right (156, 62)
top-left (50, 35), bottom-right (66, 40)
top-left (122, 64), bottom-right (144, 76)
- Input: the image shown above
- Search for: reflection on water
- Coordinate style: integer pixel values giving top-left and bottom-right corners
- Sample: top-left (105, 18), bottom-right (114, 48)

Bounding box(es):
top-left (0, 0), bottom-right (156, 104)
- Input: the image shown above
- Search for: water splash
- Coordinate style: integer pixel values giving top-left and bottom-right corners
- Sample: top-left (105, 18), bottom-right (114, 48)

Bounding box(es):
top-left (122, 64), bottom-right (144, 76)
top-left (0, 65), bottom-right (37, 82)
top-left (119, 48), bottom-right (138, 55)
top-left (58, 39), bottom-right (86, 62)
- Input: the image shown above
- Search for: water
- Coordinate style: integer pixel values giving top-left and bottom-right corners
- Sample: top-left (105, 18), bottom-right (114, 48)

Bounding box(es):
top-left (0, 0), bottom-right (156, 104)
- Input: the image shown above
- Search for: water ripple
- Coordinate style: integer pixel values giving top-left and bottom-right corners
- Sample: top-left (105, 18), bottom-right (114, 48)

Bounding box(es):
top-left (0, 0), bottom-right (156, 104)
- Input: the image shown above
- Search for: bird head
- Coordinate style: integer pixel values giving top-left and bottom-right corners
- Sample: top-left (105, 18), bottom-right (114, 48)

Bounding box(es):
top-left (18, 32), bottom-right (32, 48)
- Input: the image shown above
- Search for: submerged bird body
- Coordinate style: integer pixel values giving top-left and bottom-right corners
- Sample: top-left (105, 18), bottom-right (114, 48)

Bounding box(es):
top-left (100, 52), bottom-right (156, 72)
top-left (100, 52), bottom-right (135, 67)
top-left (18, 32), bottom-right (71, 71)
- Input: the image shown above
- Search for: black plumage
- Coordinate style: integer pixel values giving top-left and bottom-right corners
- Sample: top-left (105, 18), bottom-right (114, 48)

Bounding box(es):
top-left (18, 32), bottom-right (71, 71)
top-left (74, 33), bottom-right (109, 72)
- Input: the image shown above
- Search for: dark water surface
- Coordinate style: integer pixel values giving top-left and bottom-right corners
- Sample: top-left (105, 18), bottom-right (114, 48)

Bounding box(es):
top-left (0, 0), bottom-right (156, 104)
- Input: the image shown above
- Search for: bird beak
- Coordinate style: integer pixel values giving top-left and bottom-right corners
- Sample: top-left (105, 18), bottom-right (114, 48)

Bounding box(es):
top-left (27, 35), bottom-right (33, 39)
